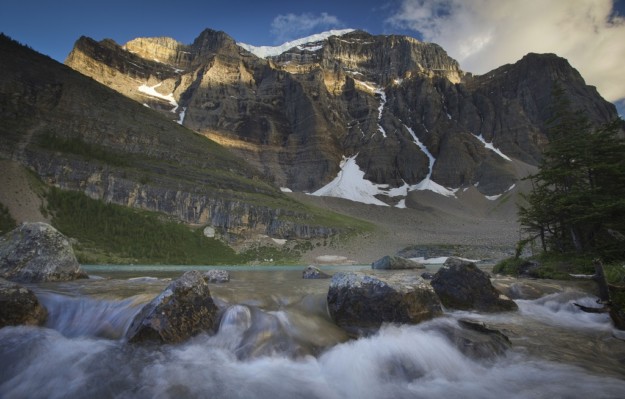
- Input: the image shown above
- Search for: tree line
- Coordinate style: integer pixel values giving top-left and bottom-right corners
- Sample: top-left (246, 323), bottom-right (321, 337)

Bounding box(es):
top-left (519, 85), bottom-right (625, 261)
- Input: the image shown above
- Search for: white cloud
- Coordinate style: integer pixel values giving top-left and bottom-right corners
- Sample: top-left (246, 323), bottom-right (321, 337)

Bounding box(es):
top-left (271, 12), bottom-right (343, 43)
top-left (387, 0), bottom-right (625, 103)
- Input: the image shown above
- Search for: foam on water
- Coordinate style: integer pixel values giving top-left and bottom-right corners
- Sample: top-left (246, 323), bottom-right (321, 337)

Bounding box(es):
top-left (2, 320), bottom-right (624, 399)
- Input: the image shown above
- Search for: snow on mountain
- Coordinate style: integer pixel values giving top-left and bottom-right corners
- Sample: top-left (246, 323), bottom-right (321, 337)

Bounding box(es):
top-left (404, 126), bottom-right (458, 197)
top-left (311, 155), bottom-right (390, 207)
top-left (138, 82), bottom-right (178, 112)
top-left (473, 133), bottom-right (511, 161)
top-left (238, 29), bottom-right (355, 58)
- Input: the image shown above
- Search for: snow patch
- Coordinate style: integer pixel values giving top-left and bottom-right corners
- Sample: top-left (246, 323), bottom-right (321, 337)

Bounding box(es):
top-left (405, 126), bottom-right (457, 197)
top-left (395, 199), bottom-right (407, 209)
top-left (297, 44), bottom-right (323, 52)
top-left (473, 133), bottom-right (511, 161)
top-left (271, 238), bottom-right (287, 245)
top-left (138, 82), bottom-right (178, 113)
top-left (484, 183), bottom-right (516, 201)
top-left (238, 29), bottom-right (355, 58)
top-left (311, 155), bottom-right (389, 206)
top-left (375, 88), bottom-right (387, 138)
top-left (177, 107), bottom-right (186, 125)
top-left (280, 187), bottom-right (293, 193)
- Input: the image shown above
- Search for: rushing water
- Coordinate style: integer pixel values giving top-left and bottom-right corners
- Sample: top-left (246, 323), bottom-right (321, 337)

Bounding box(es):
top-left (1, 265), bottom-right (625, 399)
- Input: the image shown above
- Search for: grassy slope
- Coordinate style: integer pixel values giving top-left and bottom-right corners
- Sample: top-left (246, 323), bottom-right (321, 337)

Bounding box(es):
top-left (0, 34), bottom-right (374, 264)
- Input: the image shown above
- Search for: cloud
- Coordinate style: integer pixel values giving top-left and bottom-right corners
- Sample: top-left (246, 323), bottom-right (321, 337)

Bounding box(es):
top-left (387, 0), bottom-right (625, 103)
top-left (270, 12), bottom-right (343, 43)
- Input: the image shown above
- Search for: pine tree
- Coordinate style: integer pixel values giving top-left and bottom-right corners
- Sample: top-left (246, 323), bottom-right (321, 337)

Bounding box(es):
top-left (519, 85), bottom-right (625, 259)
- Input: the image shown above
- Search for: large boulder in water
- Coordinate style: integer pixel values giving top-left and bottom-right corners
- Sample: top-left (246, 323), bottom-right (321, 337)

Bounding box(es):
top-left (372, 255), bottom-right (425, 270)
top-left (204, 269), bottom-right (230, 283)
top-left (0, 277), bottom-right (47, 327)
top-left (125, 270), bottom-right (219, 343)
top-left (0, 222), bottom-right (87, 283)
top-left (302, 266), bottom-right (331, 279)
top-left (431, 258), bottom-right (517, 312)
top-left (327, 272), bottom-right (442, 335)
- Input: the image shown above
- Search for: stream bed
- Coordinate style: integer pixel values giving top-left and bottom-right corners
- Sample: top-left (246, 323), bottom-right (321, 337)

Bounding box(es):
top-left (1, 265), bottom-right (624, 398)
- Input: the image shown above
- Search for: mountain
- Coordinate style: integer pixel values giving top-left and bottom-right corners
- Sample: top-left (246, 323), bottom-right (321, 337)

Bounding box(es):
top-left (0, 33), bottom-right (361, 244)
top-left (64, 28), bottom-right (620, 208)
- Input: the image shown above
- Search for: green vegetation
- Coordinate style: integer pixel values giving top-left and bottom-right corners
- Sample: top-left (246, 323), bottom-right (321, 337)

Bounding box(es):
top-left (518, 85), bottom-right (625, 261)
top-left (43, 187), bottom-right (366, 265)
top-left (38, 133), bottom-right (130, 167)
top-left (493, 252), bottom-right (595, 279)
top-left (47, 187), bottom-right (233, 264)
top-left (0, 202), bottom-right (17, 235)
top-left (498, 85), bottom-right (625, 327)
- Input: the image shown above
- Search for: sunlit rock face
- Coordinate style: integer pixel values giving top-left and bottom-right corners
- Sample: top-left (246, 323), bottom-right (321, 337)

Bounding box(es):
top-left (66, 29), bottom-right (619, 203)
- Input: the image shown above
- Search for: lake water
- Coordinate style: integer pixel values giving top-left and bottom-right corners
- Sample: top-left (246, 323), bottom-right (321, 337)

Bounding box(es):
top-left (1, 265), bottom-right (625, 398)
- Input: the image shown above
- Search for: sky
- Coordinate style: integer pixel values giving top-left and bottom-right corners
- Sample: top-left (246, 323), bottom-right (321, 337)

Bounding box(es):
top-left (2, 0), bottom-right (624, 114)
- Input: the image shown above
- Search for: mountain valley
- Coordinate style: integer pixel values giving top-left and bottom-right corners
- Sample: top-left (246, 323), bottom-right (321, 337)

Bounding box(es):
top-left (1, 28), bottom-right (621, 263)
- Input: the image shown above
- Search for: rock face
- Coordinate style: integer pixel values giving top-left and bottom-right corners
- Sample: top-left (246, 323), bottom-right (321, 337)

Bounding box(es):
top-left (327, 272), bottom-right (442, 334)
top-left (302, 265), bottom-right (331, 279)
top-left (431, 258), bottom-right (517, 312)
top-left (125, 270), bottom-right (219, 343)
top-left (372, 255), bottom-right (425, 270)
top-left (0, 35), bottom-right (346, 242)
top-left (0, 222), bottom-right (87, 283)
top-left (0, 277), bottom-right (47, 327)
top-left (64, 29), bottom-right (620, 202)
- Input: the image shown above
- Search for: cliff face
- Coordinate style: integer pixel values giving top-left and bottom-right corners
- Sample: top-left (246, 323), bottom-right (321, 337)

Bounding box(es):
top-left (0, 34), bottom-right (341, 240)
top-left (64, 29), bottom-right (620, 201)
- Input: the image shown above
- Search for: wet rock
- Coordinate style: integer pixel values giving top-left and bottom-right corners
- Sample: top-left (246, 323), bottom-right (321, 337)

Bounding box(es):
top-left (0, 277), bottom-right (47, 327)
top-left (204, 269), bottom-right (230, 283)
top-left (420, 272), bottom-right (435, 280)
top-left (302, 266), bottom-right (331, 279)
top-left (435, 319), bottom-right (511, 360)
top-left (125, 270), bottom-right (219, 343)
top-left (372, 255), bottom-right (425, 270)
top-left (500, 282), bottom-right (545, 300)
top-left (327, 272), bottom-right (442, 335)
top-left (0, 222), bottom-right (87, 283)
top-left (431, 258), bottom-right (517, 312)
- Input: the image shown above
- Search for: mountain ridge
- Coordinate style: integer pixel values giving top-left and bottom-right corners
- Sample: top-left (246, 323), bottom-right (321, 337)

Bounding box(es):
top-left (0, 33), bottom-right (366, 246)
top-left (64, 28), bottom-right (619, 206)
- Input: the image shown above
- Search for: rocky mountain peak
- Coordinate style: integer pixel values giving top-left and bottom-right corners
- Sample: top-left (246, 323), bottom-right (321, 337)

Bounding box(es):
top-left (191, 28), bottom-right (241, 59)
top-left (123, 36), bottom-right (190, 68)
top-left (63, 28), bottom-right (620, 206)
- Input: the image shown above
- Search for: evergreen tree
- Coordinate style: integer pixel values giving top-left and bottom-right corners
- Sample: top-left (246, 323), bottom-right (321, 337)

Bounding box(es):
top-left (519, 85), bottom-right (625, 259)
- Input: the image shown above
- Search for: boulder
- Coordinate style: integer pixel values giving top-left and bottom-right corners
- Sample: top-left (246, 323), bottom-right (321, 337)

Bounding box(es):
top-left (327, 272), bottom-right (442, 335)
top-left (204, 269), bottom-right (230, 283)
top-left (0, 222), bottom-right (87, 283)
top-left (0, 277), bottom-right (47, 327)
top-left (302, 266), bottom-right (331, 279)
top-left (372, 255), bottom-right (425, 270)
top-left (431, 258), bottom-right (517, 312)
top-left (433, 319), bottom-right (511, 360)
top-left (420, 272), bottom-right (435, 280)
top-left (125, 270), bottom-right (219, 343)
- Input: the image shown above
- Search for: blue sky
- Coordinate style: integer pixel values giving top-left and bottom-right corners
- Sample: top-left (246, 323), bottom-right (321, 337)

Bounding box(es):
top-left (2, 0), bottom-right (624, 114)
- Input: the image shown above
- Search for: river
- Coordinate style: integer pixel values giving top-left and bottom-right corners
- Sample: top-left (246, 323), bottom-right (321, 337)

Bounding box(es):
top-left (1, 265), bottom-right (625, 398)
